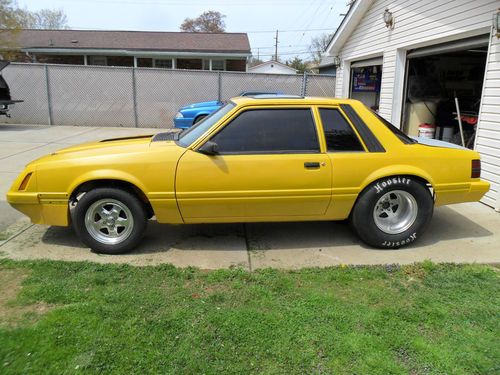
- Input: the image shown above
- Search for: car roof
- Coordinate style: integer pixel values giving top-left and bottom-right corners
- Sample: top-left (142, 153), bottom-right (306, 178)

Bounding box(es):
top-left (230, 96), bottom-right (359, 106)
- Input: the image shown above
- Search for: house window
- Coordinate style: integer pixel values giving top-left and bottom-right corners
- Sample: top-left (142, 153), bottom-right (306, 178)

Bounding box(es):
top-left (203, 59), bottom-right (210, 70)
top-left (211, 59), bottom-right (225, 71)
top-left (154, 59), bottom-right (173, 69)
top-left (177, 58), bottom-right (203, 70)
top-left (88, 55), bottom-right (107, 66)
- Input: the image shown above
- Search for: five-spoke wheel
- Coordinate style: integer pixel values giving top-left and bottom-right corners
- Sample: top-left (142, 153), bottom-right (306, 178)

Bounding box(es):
top-left (73, 188), bottom-right (147, 254)
top-left (350, 177), bottom-right (433, 248)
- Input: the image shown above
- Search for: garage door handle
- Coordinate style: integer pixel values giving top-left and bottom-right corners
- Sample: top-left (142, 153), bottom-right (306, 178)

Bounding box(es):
top-left (304, 162), bottom-right (320, 169)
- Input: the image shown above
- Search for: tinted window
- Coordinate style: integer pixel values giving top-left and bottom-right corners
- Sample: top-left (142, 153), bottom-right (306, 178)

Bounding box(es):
top-left (177, 102), bottom-right (235, 147)
top-left (211, 108), bottom-right (319, 154)
top-left (370, 109), bottom-right (417, 144)
top-left (319, 108), bottom-right (364, 151)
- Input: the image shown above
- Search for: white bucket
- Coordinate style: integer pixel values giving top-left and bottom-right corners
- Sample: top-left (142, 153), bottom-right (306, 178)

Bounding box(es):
top-left (418, 123), bottom-right (436, 139)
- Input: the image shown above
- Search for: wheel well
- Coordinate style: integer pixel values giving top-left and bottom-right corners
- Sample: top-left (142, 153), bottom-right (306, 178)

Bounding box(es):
top-left (194, 114), bottom-right (208, 122)
top-left (349, 174), bottom-right (434, 218)
top-left (368, 174), bottom-right (432, 192)
top-left (69, 179), bottom-right (154, 218)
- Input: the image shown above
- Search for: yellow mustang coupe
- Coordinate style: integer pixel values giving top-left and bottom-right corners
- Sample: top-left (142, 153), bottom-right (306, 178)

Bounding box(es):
top-left (7, 96), bottom-right (489, 254)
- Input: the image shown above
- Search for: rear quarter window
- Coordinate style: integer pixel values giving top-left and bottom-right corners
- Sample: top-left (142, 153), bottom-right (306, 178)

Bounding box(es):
top-left (319, 108), bottom-right (365, 152)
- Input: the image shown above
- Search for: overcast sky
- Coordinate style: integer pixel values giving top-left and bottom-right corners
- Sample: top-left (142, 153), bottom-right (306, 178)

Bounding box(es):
top-left (19, 0), bottom-right (347, 61)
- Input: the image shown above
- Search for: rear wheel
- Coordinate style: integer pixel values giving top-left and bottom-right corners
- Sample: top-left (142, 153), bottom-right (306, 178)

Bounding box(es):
top-left (73, 188), bottom-right (147, 254)
top-left (350, 177), bottom-right (433, 248)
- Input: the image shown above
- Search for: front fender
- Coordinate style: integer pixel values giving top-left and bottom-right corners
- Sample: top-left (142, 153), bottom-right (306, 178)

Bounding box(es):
top-left (67, 169), bottom-right (149, 196)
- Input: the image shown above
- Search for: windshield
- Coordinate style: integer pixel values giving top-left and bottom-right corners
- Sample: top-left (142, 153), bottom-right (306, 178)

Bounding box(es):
top-left (370, 109), bottom-right (417, 144)
top-left (177, 102), bottom-right (236, 147)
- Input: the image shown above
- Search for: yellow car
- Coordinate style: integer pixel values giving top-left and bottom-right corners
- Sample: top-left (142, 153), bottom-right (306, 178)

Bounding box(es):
top-left (7, 96), bottom-right (489, 254)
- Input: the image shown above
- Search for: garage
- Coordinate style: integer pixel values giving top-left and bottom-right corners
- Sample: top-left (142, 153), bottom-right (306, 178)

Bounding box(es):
top-left (401, 36), bottom-right (489, 147)
top-left (321, 0), bottom-right (500, 210)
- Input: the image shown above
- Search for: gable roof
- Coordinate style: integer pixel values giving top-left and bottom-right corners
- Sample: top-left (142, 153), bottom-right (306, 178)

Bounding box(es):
top-left (248, 60), bottom-right (297, 72)
top-left (11, 29), bottom-right (251, 54)
top-left (324, 0), bottom-right (375, 57)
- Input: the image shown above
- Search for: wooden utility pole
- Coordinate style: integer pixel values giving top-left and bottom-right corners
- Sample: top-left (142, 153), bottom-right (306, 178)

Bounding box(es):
top-left (274, 30), bottom-right (279, 61)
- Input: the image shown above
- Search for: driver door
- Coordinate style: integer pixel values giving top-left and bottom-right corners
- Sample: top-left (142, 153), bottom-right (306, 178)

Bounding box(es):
top-left (175, 107), bottom-right (332, 222)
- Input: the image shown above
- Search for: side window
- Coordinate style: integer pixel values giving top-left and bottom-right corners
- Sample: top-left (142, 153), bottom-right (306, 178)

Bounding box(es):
top-left (211, 108), bottom-right (320, 154)
top-left (319, 108), bottom-right (365, 152)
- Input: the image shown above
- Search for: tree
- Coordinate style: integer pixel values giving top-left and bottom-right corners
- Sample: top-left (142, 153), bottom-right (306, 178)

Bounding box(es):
top-left (0, 0), bottom-right (24, 56)
top-left (309, 33), bottom-right (332, 65)
top-left (180, 11), bottom-right (226, 33)
top-left (1, 1), bottom-right (69, 59)
top-left (286, 56), bottom-right (308, 74)
top-left (1, 1), bottom-right (68, 31)
top-left (248, 56), bottom-right (263, 68)
top-left (19, 8), bottom-right (69, 29)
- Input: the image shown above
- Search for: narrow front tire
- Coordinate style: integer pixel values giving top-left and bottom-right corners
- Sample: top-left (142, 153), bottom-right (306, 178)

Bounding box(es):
top-left (72, 188), bottom-right (147, 254)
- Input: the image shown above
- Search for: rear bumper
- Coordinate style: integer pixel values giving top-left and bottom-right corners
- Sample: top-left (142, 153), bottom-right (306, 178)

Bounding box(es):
top-left (434, 180), bottom-right (490, 206)
top-left (7, 191), bottom-right (70, 226)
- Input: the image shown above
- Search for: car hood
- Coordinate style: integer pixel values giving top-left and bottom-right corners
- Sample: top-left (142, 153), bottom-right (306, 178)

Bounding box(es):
top-left (28, 134), bottom-right (161, 166)
top-left (180, 100), bottom-right (222, 110)
top-left (54, 135), bottom-right (154, 155)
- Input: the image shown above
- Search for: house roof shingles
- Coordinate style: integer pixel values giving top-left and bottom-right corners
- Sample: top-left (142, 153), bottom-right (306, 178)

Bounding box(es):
top-left (14, 29), bottom-right (251, 54)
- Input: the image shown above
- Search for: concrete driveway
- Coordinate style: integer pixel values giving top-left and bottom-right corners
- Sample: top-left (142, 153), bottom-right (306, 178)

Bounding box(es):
top-left (1, 124), bottom-right (499, 269)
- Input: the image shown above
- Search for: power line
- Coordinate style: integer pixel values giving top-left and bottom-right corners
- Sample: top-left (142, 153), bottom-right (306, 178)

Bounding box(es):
top-left (68, 26), bottom-right (337, 34)
top-left (60, 0), bottom-right (315, 5)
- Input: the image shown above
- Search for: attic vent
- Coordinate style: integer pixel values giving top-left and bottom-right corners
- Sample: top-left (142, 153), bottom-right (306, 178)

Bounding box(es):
top-left (71, 40), bottom-right (78, 44)
top-left (48, 39), bottom-right (53, 46)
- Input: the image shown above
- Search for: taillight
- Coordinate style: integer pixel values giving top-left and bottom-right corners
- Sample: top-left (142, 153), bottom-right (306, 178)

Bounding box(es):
top-left (471, 160), bottom-right (481, 178)
top-left (18, 172), bottom-right (32, 190)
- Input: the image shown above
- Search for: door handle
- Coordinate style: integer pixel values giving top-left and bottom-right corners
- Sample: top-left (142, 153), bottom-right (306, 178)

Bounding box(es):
top-left (304, 162), bottom-right (321, 169)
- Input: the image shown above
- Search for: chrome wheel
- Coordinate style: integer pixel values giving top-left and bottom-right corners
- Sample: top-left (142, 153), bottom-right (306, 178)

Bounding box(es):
top-left (84, 199), bottom-right (134, 245)
top-left (373, 190), bottom-right (418, 235)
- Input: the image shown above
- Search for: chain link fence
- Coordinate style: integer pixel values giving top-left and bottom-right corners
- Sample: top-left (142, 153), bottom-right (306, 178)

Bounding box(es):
top-left (2, 63), bottom-right (336, 128)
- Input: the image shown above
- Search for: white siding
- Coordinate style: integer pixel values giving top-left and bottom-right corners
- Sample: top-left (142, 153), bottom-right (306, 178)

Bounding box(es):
top-left (331, 0), bottom-right (500, 209)
top-left (248, 63), bottom-right (297, 75)
top-left (476, 35), bottom-right (500, 210)
top-left (334, 0), bottom-right (498, 119)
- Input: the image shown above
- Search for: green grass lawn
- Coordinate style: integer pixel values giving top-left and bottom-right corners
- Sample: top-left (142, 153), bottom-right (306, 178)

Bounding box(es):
top-left (0, 259), bottom-right (498, 374)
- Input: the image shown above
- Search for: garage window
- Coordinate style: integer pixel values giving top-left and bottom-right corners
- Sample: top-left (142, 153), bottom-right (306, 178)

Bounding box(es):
top-left (211, 108), bottom-right (319, 154)
top-left (319, 108), bottom-right (364, 151)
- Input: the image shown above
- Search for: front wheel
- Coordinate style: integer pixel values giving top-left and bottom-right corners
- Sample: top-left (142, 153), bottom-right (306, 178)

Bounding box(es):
top-left (350, 177), bottom-right (433, 249)
top-left (72, 188), bottom-right (147, 254)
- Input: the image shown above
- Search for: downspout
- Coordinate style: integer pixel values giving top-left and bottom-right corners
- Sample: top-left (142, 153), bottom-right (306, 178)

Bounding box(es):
top-left (25, 51), bottom-right (35, 63)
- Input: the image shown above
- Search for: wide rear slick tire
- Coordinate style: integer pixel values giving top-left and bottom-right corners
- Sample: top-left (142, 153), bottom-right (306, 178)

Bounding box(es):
top-left (350, 176), bottom-right (434, 249)
top-left (72, 188), bottom-right (147, 254)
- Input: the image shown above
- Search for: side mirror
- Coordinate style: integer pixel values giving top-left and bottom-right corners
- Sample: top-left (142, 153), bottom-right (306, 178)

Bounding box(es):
top-left (198, 140), bottom-right (219, 156)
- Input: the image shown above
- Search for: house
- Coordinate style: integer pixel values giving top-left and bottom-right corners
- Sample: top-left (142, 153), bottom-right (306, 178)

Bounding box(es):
top-left (248, 60), bottom-right (297, 74)
top-left (321, 0), bottom-right (500, 210)
top-left (317, 56), bottom-right (337, 75)
top-left (4, 29), bottom-right (251, 71)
